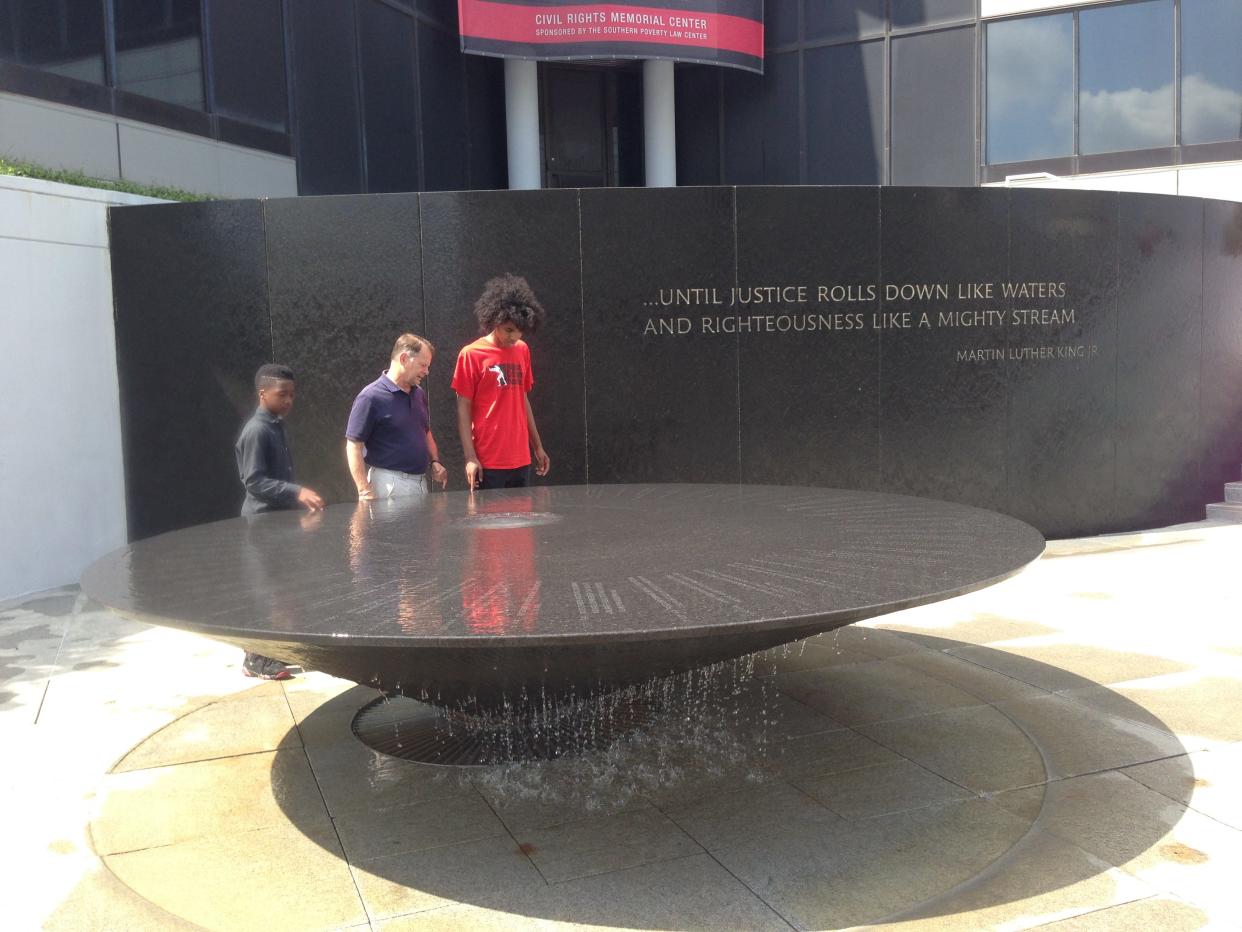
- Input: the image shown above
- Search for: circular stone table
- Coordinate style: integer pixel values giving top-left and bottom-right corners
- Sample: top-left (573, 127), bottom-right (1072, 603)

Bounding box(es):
top-left (82, 484), bottom-right (1044, 712)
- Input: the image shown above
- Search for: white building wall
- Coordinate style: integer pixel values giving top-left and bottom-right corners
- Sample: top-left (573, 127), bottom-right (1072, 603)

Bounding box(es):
top-left (0, 175), bottom-right (161, 601)
top-left (0, 91), bottom-right (297, 200)
top-left (988, 160), bottom-right (1242, 202)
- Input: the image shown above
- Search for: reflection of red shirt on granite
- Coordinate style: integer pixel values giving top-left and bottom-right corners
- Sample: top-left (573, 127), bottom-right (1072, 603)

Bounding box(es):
top-left (451, 337), bottom-right (535, 469)
top-left (461, 494), bottom-right (539, 634)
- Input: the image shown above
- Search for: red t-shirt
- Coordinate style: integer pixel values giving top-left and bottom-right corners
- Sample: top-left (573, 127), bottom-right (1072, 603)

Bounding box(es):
top-left (451, 337), bottom-right (535, 469)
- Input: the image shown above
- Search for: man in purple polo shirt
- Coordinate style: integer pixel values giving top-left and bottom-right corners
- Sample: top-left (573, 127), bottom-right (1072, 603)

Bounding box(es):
top-left (345, 333), bottom-right (448, 499)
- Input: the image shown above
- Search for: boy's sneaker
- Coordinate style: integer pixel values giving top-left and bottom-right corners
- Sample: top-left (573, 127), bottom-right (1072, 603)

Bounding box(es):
top-left (243, 652), bottom-right (293, 681)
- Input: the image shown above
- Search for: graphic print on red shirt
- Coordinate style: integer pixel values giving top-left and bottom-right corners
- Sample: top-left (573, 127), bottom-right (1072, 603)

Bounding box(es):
top-left (450, 337), bottom-right (535, 469)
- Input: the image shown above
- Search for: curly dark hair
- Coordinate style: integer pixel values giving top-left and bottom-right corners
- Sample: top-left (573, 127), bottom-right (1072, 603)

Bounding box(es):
top-left (473, 273), bottom-right (546, 335)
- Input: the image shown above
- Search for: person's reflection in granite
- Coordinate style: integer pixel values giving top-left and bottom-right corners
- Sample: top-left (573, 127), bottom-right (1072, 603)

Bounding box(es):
top-left (347, 495), bottom-right (449, 635)
top-left (459, 490), bottom-right (544, 634)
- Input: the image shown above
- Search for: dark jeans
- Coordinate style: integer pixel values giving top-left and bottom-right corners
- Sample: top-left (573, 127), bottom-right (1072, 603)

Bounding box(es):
top-left (478, 464), bottom-right (531, 490)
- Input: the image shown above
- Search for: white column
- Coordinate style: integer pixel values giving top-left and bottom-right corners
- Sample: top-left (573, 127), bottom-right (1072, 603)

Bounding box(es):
top-left (504, 58), bottom-right (541, 190)
top-left (643, 59), bottom-right (676, 187)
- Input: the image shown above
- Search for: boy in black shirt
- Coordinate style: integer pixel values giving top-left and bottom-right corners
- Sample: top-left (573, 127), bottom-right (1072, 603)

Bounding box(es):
top-left (234, 363), bottom-right (324, 679)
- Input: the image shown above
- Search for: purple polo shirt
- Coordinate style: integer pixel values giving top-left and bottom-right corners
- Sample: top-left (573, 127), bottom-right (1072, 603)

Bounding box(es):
top-left (345, 373), bottom-right (431, 474)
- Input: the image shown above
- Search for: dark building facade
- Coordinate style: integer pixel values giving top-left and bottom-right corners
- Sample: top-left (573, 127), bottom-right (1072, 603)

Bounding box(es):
top-left (4, 1), bottom-right (1239, 196)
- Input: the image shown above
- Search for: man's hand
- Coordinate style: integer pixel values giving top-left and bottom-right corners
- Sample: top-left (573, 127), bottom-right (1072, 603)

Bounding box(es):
top-left (357, 485), bottom-right (377, 501)
top-left (465, 458), bottom-right (483, 489)
top-left (429, 461), bottom-right (448, 490)
top-left (297, 487), bottom-right (325, 511)
top-left (533, 447), bottom-right (551, 477)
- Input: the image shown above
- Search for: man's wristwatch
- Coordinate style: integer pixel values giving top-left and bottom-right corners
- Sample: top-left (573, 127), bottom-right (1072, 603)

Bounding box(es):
top-left (430, 459), bottom-right (443, 468)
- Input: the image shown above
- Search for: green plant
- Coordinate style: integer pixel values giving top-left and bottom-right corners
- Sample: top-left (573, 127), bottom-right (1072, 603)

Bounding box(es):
top-left (0, 157), bottom-right (214, 202)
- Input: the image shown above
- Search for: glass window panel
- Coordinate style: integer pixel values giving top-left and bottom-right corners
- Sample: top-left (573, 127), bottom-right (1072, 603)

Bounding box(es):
top-left (892, 0), bottom-right (974, 29)
top-left (892, 26), bottom-right (976, 185)
top-left (1079, 0), bottom-right (1173, 154)
top-left (1181, 0), bottom-right (1242, 144)
top-left (207, 0), bottom-right (287, 131)
top-left (986, 14), bottom-right (1073, 163)
top-left (115, 0), bottom-right (204, 110)
top-left (806, 40), bottom-right (884, 183)
top-left (805, 0), bottom-right (885, 41)
top-left (0, 0), bottom-right (105, 83)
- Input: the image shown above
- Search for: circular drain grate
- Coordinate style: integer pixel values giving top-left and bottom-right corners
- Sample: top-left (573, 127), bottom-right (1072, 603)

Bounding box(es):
top-left (351, 694), bottom-right (659, 766)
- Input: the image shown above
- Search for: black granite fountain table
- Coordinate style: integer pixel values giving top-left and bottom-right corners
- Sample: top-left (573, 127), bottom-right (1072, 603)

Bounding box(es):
top-left (82, 484), bottom-right (1044, 710)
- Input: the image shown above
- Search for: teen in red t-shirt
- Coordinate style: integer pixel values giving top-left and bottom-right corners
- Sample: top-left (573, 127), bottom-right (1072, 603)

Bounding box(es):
top-left (451, 274), bottom-right (550, 489)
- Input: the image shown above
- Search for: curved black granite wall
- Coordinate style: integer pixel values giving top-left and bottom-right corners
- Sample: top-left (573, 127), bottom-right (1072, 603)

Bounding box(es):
top-left (108, 187), bottom-right (1242, 541)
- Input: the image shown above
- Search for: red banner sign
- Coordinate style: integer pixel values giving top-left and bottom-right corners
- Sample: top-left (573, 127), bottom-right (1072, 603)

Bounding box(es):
top-left (458, 1), bottom-right (764, 74)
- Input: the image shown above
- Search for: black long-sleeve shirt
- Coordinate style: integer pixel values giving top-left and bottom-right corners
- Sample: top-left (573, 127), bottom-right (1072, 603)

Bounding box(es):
top-left (235, 407), bottom-right (301, 516)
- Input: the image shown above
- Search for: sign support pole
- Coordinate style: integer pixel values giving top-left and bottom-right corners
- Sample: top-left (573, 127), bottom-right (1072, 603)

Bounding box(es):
top-left (505, 58), bottom-right (542, 189)
top-left (644, 59), bottom-right (676, 187)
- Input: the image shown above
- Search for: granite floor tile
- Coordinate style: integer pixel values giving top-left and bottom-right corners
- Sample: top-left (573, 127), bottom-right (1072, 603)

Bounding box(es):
top-left (332, 791), bottom-right (507, 862)
top-left (105, 818), bottom-right (365, 932)
top-left (778, 658), bottom-right (994, 727)
top-left (991, 693), bottom-right (1188, 779)
top-left (712, 798), bottom-right (1033, 929)
top-left (947, 642), bottom-right (1192, 692)
top-left (352, 834), bottom-right (545, 921)
top-left (1032, 894), bottom-right (1212, 931)
top-left (870, 825), bottom-right (1155, 931)
top-left (873, 611), bottom-right (1059, 648)
top-left (659, 779), bottom-right (841, 851)
top-left (91, 748), bottom-right (327, 855)
top-left (377, 853), bottom-right (793, 931)
top-left (1123, 744), bottom-right (1242, 831)
top-left (1061, 672), bottom-right (1242, 749)
top-left (761, 726), bottom-right (904, 781)
top-left (302, 734), bottom-right (475, 818)
top-left (859, 704), bottom-right (1047, 793)
top-left (993, 770), bottom-right (1242, 924)
top-left (792, 758), bottom-right (975, 820)
top-left (113, 686), bottom-right (299, 771)
top-left (515, 805), bottom-right (702, 884)
top-left (890, 648), bottom-right (1050, 704)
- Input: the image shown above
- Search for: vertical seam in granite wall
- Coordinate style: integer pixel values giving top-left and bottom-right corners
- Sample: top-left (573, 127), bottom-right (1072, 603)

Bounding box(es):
top-left (260, 200), bottom-right (275, 360)
top-left (577, 189), bottom-right (590, 484)
top-left (1003, 188), bottom-right (1013, 517)
top-left (1111, 194), bottom-right (1121, 525)
top-left (876, 186), bottom-right (885, 478)
top-left (1198, 201), bottom-right (1207, 504)
top-left (732, 186), bottom-right (742, 480)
